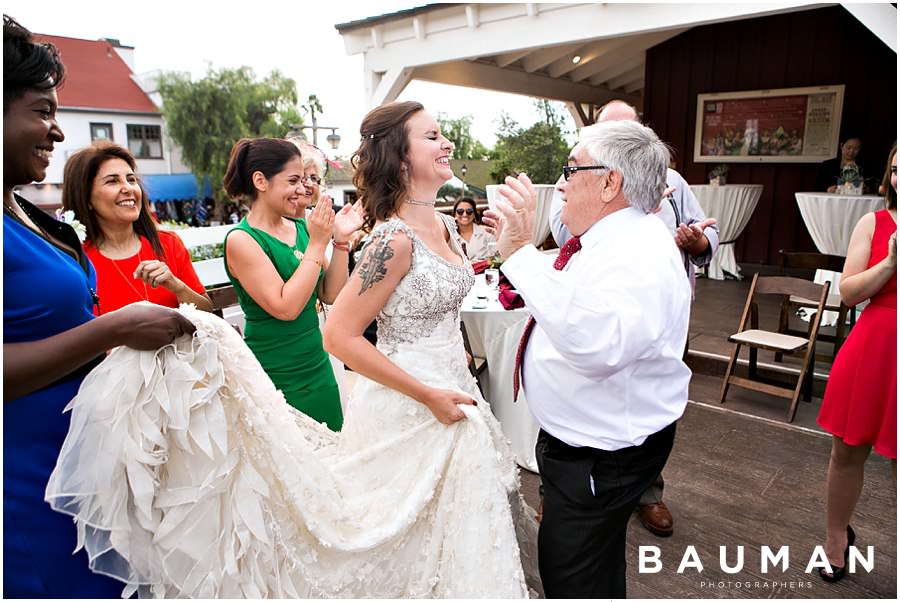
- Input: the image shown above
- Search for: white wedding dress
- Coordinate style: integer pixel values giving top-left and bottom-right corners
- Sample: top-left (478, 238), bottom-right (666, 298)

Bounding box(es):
top-left (46, 218), bottom-right (539, 598)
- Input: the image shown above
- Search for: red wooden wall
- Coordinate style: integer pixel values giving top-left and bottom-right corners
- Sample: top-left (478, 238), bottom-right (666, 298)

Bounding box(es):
top-left (643, 5), bottom-right (897, 264)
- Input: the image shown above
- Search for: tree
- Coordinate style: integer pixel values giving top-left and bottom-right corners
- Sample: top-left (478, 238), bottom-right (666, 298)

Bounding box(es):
top-left (437, 183), bottom-right (463, 200)
top-left (489, 100), bottom-right (572, 185)
top-left (437, 113), bottom-right (492, 161)
top-left (158, 66), bottom-right (305, 206)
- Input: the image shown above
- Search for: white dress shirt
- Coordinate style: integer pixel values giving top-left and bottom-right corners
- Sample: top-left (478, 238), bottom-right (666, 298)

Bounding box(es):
top-left (502, 206), bottom-right (692, 451)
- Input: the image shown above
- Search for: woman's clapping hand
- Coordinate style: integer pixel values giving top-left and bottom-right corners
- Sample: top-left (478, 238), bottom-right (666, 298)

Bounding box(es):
top-left (333, 201), bottom-right (365, 243)
top-left (306, 197), bottom-right (336, 246)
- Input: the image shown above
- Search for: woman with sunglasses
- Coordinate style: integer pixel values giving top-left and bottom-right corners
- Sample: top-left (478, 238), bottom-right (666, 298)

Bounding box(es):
top-left (452, 196), bottom-right (496, 261)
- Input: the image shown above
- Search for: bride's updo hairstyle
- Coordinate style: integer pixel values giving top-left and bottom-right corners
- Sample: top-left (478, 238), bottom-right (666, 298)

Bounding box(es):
top-left (351, 101), bottom-right (424, 229)
top-left (223, 137), bottom-right (301, 203)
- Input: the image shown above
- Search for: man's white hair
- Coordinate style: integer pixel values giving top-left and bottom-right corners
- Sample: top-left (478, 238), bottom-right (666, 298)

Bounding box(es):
top-left (577, 120), bottom-right (670, 213)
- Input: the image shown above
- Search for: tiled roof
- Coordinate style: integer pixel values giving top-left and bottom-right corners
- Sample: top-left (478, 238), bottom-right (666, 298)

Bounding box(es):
top-left (35, 34), bottom-right (158, 114)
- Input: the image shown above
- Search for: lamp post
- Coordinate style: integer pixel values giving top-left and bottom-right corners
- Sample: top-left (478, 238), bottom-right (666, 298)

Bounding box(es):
top-left (290, 124), bottom-right (342, 150)
top-left (460, 163), bottom-right (468, 194)
top-left (289, 99), bottom-right (341, 150)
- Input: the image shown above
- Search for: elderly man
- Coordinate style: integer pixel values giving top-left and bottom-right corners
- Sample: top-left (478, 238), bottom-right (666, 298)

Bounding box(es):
top-left (549, 99), bottom-right (719, 538)
top-left (488, 121), bottom-right (691, 597)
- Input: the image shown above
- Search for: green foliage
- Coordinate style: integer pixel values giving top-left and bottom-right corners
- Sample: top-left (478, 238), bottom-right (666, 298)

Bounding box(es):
top-left (437, 183), bottom-right (463, 199)
top-left (489, 100), bottom-right (572, 185)
top-left (437, 113), bottom-right (492, 161)
top-left (158, 66), bottom-right (306, 200)
top-left (189, 243), bottom-right (225, 262)
top-left (157, 220), bottom-right (190, 230)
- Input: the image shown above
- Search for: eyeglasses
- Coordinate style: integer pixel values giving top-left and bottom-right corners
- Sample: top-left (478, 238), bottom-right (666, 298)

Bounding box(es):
top-left (562, 164), bottom-right (608, 181)
top-left (455, 208), bottom-right (475, 216)
top-left (301, 174), bottom-right (322, 186)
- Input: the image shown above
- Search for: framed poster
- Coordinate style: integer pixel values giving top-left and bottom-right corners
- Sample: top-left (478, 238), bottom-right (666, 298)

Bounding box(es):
top-left (693, 85), bottom-right (844, 163)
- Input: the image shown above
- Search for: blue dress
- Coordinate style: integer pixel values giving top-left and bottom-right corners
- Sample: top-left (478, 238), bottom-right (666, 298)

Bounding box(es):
top-left (3, 198), bottom-right (123, 598)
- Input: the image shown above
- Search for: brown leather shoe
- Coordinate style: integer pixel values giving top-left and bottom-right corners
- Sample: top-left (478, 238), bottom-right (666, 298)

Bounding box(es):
top-left (637, 501), bottom-right (674, 537)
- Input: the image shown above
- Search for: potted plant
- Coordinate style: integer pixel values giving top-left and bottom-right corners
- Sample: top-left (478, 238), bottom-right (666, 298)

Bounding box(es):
top-left (708, 164), bottom-right (729, 186)
top-left (836, 164), bottom-right (864, 195)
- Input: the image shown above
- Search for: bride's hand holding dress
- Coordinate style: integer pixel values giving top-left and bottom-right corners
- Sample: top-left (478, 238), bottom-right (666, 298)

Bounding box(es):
top-left (419, 386), bottom-right (476, 425)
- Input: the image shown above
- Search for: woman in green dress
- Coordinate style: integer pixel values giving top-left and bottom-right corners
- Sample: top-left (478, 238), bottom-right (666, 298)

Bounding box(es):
top-left (222, 138), bottom-right (362, 430)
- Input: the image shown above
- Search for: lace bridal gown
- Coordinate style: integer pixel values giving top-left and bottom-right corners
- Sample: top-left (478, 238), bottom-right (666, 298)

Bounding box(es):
top-left (46, 218), bottom-right (539, 598)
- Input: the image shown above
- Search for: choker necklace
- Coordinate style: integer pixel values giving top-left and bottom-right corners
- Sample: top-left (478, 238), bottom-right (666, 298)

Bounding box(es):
top-left (405, 198), bottom-right (437, 207)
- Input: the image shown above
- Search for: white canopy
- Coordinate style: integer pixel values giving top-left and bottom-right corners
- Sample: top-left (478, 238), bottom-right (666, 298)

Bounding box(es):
top-left (336, 2), bottom-right (896, 127)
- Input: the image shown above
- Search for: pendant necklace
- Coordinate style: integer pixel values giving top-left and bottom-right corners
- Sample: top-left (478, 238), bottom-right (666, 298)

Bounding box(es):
top-left (109, 244), bottom-right (150, 301)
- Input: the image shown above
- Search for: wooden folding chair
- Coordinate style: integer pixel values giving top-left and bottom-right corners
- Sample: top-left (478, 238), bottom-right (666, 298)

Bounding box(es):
top-left (776, 250), bottom-right (855, 363)
top-left (718, 273), bottom-right (830, 422)
top-left (460, 321), bottom-right (487, 393)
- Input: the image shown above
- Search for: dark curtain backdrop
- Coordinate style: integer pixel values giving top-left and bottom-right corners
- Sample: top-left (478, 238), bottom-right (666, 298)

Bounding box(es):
top-left (643, 5), bottom-right (897, 264)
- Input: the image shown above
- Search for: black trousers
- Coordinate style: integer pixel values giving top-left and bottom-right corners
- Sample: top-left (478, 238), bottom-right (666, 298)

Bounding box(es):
top-left (536, 422), bottom-right (676, 598)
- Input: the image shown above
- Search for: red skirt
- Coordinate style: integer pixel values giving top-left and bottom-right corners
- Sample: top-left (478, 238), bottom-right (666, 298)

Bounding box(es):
top-left (817, 301), bottom-right (897, 459)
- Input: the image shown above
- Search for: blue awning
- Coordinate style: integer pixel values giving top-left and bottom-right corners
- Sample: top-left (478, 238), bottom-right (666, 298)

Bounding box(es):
top-left (142, 174), bottom-right (213, 202)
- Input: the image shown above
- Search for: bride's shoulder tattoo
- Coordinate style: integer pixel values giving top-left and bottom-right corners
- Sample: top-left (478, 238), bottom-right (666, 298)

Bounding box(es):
top-left (356, 235), bottom-right (396, 294)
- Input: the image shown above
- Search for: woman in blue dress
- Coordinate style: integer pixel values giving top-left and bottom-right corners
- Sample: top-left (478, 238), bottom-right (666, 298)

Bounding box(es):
top-left (2, 16), bottom-right (195, 598)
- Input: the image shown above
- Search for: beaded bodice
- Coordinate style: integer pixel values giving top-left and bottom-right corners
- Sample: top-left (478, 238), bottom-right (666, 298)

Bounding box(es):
top-left (367, 216), bottom-right (475, 357)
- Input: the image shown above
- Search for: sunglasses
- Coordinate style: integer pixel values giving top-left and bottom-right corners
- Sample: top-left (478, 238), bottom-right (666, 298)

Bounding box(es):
top-left (455, 208), bottom-right (475, 216)
top-left (563, 164), bottom-right (609, 181)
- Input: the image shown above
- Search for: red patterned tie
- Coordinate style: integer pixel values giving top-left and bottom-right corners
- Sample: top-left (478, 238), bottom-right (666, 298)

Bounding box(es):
top-left (512, 236), bottom-right (582, 401)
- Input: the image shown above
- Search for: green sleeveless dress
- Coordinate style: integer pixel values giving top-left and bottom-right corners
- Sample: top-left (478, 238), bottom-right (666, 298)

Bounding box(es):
top-left (224, 217), bottom-right (342, 431)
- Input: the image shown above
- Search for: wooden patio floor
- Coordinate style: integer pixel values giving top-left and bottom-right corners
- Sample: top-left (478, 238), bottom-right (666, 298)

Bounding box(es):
top-left (517, 267), bottom-right (897, 599)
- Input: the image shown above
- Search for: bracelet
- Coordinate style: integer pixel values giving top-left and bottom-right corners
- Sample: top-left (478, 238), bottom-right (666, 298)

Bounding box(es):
top-left (332, 241), bottom-right (350, 252)
top-left (302, 255), bottom-right (323, 267)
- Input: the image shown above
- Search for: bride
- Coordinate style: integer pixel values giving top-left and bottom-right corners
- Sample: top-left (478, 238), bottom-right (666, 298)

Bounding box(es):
top-left (46, 101), bottom-right (538, 598)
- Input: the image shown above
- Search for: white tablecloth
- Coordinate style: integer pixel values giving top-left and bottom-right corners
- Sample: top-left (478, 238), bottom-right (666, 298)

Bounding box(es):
top-left (487, 184), bottom-right (554, 247)
top-left (794, 192), bottom-right (882, 326)
top-left (690, 184), bottom-right (763, 280)
top-left (460, 277), bottom-right (539, 472)
top-left (794, 192), bottom-right (885, 256)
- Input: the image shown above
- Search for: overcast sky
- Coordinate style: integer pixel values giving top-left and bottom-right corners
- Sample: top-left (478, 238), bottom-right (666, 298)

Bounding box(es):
top-left (5, 0), bottom-right (563, 158)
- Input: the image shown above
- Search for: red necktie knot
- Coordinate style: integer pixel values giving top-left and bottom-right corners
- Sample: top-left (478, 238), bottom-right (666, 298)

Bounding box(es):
top-left (553, 236), bottom-right (582, 270)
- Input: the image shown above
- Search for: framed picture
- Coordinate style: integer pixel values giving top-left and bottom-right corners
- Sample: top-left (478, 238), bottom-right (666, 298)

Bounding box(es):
top-left (693, 85), bottom-right (844, 163)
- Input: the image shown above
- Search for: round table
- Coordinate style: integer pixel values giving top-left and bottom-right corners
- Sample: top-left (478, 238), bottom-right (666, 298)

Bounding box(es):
top-left (794, 192), bottom-right (885, 255)
top-left (690, 184), bottom-right (763, 279)
top-left (794, 192), bottom-right (883, 326)
top-left (460, 277), bottom-right (539, 472)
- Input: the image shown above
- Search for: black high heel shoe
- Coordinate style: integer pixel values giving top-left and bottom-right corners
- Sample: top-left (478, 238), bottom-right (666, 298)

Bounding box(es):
top-left (819, 525), bottom-right (856, 583)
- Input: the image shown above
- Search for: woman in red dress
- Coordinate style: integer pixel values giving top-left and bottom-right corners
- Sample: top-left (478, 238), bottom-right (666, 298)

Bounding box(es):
top-left (62, 142), bottom-right (212, 313)
top-left (817, 144), bottom-right (897, 583)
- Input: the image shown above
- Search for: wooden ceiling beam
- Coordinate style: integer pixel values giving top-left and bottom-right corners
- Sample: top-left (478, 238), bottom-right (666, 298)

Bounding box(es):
top-left (587, 54), bottom-right (645, 86)
top-left (494, 49), bottom-right (532, 68)
top-left (607, 65), bottom-right (645, 91)
top-left (521, 42), bottom-right (583, 73)
top-left (569, 29), bottom-right (683, 82)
